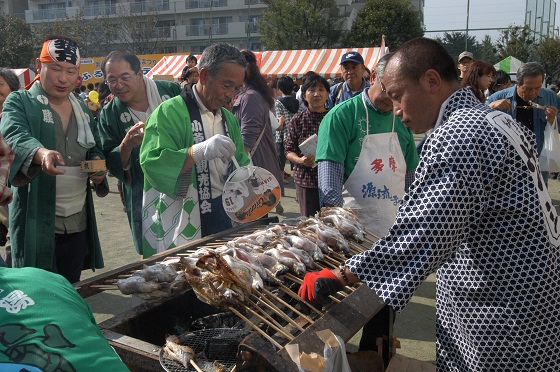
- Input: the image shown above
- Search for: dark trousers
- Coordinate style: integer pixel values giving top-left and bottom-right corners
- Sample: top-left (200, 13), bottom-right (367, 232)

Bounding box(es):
top-left (359, 305), bottom-right (395, 367)
top-left (295, 185), bottom-right (320, 217)
top-left (52, 230), bottom-right (88, 284)
top-left (201, 196), bottom-right (232, 237)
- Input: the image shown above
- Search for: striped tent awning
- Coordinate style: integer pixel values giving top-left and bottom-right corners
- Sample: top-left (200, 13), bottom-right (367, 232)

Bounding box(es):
top-left (146, 47), bottom-right (386, 81)
top-left (12, 68), bottom-right (35, 89)
top-left (259, 47), bottom-right (385, 79)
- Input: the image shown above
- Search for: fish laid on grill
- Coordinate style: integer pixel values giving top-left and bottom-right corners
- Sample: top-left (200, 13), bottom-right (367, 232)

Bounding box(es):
top-left (163, 334), bottom-right (195, 368)
top-left (116, 262), bottom-right (185, 298)
top-left (318, 207), bottom-right (365, 242)
top-left (298, 218), bottom-right (350, 254)
top-left (181, 251), bottom-right (252, 308)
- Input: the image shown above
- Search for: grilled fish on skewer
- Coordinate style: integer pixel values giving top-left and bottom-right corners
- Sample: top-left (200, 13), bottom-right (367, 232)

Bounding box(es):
top-left (320, 214), bottom-right (365, 242)
top-left (164, 334), bottom-right (195, 368)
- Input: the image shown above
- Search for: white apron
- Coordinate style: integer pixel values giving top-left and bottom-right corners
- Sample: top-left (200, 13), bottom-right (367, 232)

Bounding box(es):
top-left (342, 94), bottom-right (406, 238)
top-left (55, 166), bottom-right (88, 217)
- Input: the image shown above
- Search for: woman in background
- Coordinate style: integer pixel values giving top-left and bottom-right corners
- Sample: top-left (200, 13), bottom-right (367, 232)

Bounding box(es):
top-left (232, 50), bottom-right (283, 214)
top-left (461, 60), bottom-right (496, 103)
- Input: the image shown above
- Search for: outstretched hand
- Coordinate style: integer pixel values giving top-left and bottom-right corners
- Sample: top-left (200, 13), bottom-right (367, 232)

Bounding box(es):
top-left (298, 268), bottom-right (343, 306)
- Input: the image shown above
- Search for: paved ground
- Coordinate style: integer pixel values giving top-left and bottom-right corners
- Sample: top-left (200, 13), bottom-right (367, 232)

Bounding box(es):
top-left (7, 160), bottom-right (560, 366)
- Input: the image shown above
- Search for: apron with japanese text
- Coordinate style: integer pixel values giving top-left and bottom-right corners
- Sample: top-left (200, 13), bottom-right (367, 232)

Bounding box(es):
top-left (342, 94), bottom-right (406, 238)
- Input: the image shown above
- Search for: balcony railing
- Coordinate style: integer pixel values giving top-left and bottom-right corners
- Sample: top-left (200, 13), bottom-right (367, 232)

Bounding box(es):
top-left (33, 9), bottom-right (67, 21)
top-left (155, 26), bottom-right (171, 38)
top-left (187, 0), bottom-right (228, 9)
top-left (83, 4), bottom-right (117, 17)
top-left (187, 23), bottom-right (229, 36)
top-left (130, 1), bottom-right (170, 13)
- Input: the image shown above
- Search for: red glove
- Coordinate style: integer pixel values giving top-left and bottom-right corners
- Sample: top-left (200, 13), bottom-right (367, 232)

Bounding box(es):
top-left (298, 268), bottom-right (343, 305)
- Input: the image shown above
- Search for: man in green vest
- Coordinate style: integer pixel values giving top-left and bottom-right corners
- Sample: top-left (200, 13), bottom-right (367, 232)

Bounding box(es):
top-left (97, 50), bottom-right (181, 256)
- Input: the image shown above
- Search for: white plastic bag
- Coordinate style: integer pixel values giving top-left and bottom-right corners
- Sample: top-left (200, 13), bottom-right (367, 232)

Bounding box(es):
top-left (539, 121), bottom-right (560, 173)
top-left (269, 110), bottom-right (280, 131)
top-left (285, 329), bottom-right (351, 372)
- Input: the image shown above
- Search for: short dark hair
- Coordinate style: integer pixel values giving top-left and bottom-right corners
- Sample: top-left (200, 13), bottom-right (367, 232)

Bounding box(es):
top-left (391, 38), bottom-right (458, 83)
top-left (0, 67), bottom-right (20, 92)
top-left (198, 42), bottom-right (246, 77)
top-left (517, 62), bottom-right (545, 86)
top-left (277, 76), bottom-right (294, 95)
top-left (101, 50), bottom-right (141, 76)
top-left (301, 74), bottom-right (330, 105)
top-left (186, 55), bottom-right (197, 64)
top-left (80, 85), bottom-right (86, 92)
top-left (87, 83), bottom-right (94, 90)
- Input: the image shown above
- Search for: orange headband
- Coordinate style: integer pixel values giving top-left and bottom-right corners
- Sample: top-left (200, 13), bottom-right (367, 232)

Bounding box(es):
top-left (39, 39), bottom-right (80, 66)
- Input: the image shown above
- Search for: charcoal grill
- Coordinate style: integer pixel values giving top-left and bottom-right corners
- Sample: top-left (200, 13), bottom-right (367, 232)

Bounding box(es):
top-left (159, 328), bottom-right (249, 372)
top-left (76, 218), bottom-right (387, 372)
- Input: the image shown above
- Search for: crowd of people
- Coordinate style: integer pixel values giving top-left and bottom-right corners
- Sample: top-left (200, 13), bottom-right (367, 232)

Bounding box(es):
top-left (0, 34), bottom-right (559, 371)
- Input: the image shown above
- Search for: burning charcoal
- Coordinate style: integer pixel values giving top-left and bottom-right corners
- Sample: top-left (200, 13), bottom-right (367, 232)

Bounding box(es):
top-left (191, 312), bottom-right (244, 331)
top-left (204, 338), bottom-right (239, 361)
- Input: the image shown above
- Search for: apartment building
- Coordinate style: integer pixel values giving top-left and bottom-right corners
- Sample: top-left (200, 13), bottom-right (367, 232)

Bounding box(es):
top-left (5, 0), bottom-right (425, 53)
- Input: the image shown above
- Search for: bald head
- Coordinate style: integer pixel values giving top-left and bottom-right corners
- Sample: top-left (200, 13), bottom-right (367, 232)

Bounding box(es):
top-left (387, 38), bottom-right (458, 83)
top-left (381, 38), bottom-right (461, 134)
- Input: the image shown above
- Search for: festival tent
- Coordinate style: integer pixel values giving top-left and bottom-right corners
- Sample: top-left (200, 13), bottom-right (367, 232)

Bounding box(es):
top-left (494, 56), bottom-right (525, 77)
top-left (146, 47), bottom-right (386, 81)
top-left (259, 47), bottom-right (386, 79)
top-left (12, 68), bottom-right (35, 89)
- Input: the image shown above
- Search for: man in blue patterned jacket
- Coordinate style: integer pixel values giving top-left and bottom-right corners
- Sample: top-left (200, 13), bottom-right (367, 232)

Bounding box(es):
top-left (299, 38), bottom-right (560, 371)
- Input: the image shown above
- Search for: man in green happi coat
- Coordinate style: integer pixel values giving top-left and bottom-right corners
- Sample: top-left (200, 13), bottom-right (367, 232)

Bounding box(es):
top-left (1, 37), bottom-right (107, 283)
top-left (97, 50), bottom-right (181, 256)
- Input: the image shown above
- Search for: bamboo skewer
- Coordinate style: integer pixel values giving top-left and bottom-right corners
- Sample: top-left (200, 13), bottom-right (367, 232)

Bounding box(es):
top-left (364, 228), bottom-right (380, 240)
top-left (243, 298), bottom-right (295, 340)
top-left (229, 307), bottom-right (282, 349)
top-left (251, 294), bottom-right (305, 332)
top-left (261, 288), bottom-right (314, 324)
top-left (190, 360), bottom-right (204, 372)
top-left (277, 283), bottom-right (323, 316)
top-left (284, 273), bottom-right (302, 284)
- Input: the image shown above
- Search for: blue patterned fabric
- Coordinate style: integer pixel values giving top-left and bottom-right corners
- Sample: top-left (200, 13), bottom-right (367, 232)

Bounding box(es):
top-left (347, 88), bottom-right (560, 371)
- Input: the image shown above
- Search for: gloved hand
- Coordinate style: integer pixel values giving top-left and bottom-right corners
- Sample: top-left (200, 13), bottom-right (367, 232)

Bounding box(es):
top-left (298, 268), bottom-right (343, 306)
top-left (191, 134), bottom-right (236, 163)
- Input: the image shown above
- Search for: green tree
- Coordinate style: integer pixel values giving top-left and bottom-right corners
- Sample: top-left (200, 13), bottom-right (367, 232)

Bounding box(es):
top-left (32, 12), bottom-right (109, 58)
top-left (435, 32), bottom-right (481, 61)
top-left (495, 25), bottom-right (535, 63)
top-left (345, 0), bottom-right (424, 49)
top-left (258, 0), bottom-right (344, 49)
top-left (478, 35), bottom-right (499, 64)
top-left (535, 37), bottom-right (560, 79)
top-left (0, 15), bottom-right (34, 68)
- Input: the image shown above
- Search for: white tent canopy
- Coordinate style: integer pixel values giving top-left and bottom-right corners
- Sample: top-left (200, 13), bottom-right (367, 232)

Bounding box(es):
top-left (494, 56), bottom-right (525, 77)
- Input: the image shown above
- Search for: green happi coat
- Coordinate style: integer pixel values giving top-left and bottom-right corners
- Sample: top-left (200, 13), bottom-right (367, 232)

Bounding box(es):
top-left (97, 80), bottom-right (181, 255)
top-left (0, 83), bottom-right (105, 271)
top-left (140, 94), bottom-right (250, 258)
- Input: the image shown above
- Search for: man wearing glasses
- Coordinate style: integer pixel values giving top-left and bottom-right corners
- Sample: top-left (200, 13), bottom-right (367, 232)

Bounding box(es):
top-left (457, 51), bottom-right (474, 82)
top-left (139, 43), bottom-right (250, 258)
top-left (326, 51), bottom-right (370, 108)
top-left (97, 50), bottom-right (181, 257)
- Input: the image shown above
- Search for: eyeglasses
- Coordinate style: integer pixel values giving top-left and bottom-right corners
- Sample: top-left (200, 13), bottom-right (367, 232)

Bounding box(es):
top-left (219, 82), bottom-right (242, 96)
top-left (105, 72), bottom-right (137, 86)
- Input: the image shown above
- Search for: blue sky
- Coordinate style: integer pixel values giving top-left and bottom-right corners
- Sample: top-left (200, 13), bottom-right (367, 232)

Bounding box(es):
top-left (424, 0), bottom-right (560, 41)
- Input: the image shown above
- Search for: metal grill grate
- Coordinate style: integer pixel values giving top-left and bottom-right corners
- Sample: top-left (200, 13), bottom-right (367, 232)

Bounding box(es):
top-left (160, 328), bottom-right (250, 372)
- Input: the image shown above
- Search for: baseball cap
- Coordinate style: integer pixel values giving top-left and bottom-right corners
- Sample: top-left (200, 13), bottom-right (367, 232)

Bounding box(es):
top-left (340, 51), bottom-right (364, 65)
top-left (458, 51), bottom-right (474, 63)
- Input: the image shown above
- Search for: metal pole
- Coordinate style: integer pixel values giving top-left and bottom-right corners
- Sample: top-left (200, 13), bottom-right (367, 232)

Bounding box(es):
top-left (465, 0), bottom-right (470, 50)
top-left (247, 0), bottom-right (251, 49)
